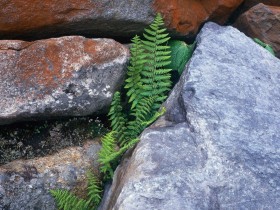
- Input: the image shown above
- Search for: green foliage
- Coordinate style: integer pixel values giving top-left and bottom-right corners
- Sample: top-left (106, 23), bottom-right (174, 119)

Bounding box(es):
top-left (140, 13), bottom-right (172, 110)
top-left (51, 13), bottom-right (174, 209)
top-left (50, 189), bottom-right (88, 210)
top-left (85, 172), bottom-right (103, 207)
top-left (108, 92), bottom-right (127, 145)
top-left (167, 40), bottom-right (195, 75)
top-left (50, 172), bottom-right (102, 210)
top-left (98, 131), bottom-right (139, 180)
top-left (125, 35), bottom-right (146, 110)
top-left (98, 13), bottom-right (171, 179)
top-left (253, 38), bottom-right (275, 56)
top-left (98, 131), bottom-right (119, 179)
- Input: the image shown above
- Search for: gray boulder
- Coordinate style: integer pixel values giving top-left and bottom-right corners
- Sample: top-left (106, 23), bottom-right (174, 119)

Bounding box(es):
top-left (0, 140), bottom-right (101, 210)
top-left (0, 36), bottom-right (129, 125)
top-left (99, 22), bottom-right (280, 210)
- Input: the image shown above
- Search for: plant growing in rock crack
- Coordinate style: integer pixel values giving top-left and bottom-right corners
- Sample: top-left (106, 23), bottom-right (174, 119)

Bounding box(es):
top-left (253, 38), bottom-right (275, 56)
top-left (50, 171), bottom-right (102, 210)
top-left (98, 13), bottom-right (172, 180)
top-left (50, 13), bottom-right (191, 209)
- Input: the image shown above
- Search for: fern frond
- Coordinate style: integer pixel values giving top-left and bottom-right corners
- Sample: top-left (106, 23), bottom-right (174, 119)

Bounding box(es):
top-left (50, 189), bottom-right (88, 210)
top-left (86, 172), bottom-right (102, 208)
top-left (140, 13), bottom-right (171, 110)
top-left (108, 92), bottom-right (127, 144)
top-left (125, 35), bottom-right (146, 110)
top-left (98, 131), bottom-right (118, 179)
top-left (124, 97), bottom-right (156, 140)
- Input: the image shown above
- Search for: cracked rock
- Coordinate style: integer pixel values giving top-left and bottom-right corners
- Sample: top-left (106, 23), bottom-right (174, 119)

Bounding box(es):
top-left (99, 23), bottom-right (280, 210)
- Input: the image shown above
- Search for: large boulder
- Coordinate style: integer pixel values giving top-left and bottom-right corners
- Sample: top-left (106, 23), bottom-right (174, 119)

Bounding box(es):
top-left (0, 140), bottom-right (101, 210)
top-left (0, 36), bottom-right (129, 125)
top-left (0, 0), bottom-right (243, 40)
top-left (99, 23), bottom-right (280, 210)
top-left (234, 3), bottom-right (280, 58)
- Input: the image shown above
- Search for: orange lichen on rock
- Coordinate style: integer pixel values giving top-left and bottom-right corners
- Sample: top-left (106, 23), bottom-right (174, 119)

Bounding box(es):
top-left (10, 37), bottom-right (127, 95)
top-left (153, 0), bottom-right (243, 36)
top-left (0, 0), bottom-right (95, 34)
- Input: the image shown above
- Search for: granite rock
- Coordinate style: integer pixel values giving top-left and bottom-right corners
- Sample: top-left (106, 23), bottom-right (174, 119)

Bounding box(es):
top-left (99, 22), bottom-right (280, 210)
top-left (0, 140), bottom-right (101, 210)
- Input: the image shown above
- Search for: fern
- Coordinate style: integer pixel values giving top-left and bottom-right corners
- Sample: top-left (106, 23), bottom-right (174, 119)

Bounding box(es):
top-left (51, 13), bottom-right (174, 210)
top-left (50, 190), bottom-right (88, 210)
top-left (86, 172), bottom-right (102, 208)
top-left (141, 13), bottom-right (172, 111)
top-left (99, 13), bottom-right (171, 178)
top-left (108, 92), bottom-right (127, 145)
top-left (98, 131), bottom-right (118, 179)
top-left (125, 96), bottom-right (156, 140)
top-left (125, 35), bottom-right (146, 109)
top-left (98, 131), bottom-right (139, 180)
top-left (50, 172), bottom-right (102, 210)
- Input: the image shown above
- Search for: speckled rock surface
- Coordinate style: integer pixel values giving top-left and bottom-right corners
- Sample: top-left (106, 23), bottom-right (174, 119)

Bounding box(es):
top-left (99, 23), bottom-right (280, 210)
top-left (0, 140), bottom-right (101, 210)
top-left (0, 0), bottom-right (243, 40)
top-left (0, 36), bottom-right (129, 125)
top-left (234, 3), bottom-right (280, 58)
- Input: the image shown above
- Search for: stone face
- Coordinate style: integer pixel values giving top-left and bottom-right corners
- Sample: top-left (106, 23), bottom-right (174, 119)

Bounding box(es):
top-left (234, 3), bottom-right (280, 58)
top-left (99, 23), bottom-right (280, 210)
top-left (0, 36), bottom-right (129, 125)
top-left (243, 0), bottom-right (280, 9)
top-left (0, 140), bottom-right (101, 210)
top-left (154, 0), bottom-right (244, 37)
top-left (0, 0), bottom-right (243, 39)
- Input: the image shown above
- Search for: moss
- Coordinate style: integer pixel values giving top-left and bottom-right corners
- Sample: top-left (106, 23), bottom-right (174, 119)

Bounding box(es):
top-left (0, 116), bottom-right (108, 165)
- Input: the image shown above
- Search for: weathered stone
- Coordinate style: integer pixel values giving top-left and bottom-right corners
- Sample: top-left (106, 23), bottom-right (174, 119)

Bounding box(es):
top-left (0, 116), bottom-right (105, 165)
top-left (0, 36), bottom-right (129, 125)
top-left (0, 140), bottom-right (101, 210)
top-left (155, 0), bottom-right (244, 37)
top-left (234, 3), bottom-right (280, 58)
top-left (99, 23), bottom-right (280, 210)
top-left (243, 0), bottom-right (280, 10)
top-left (0, 0), bottom-right (243, 40)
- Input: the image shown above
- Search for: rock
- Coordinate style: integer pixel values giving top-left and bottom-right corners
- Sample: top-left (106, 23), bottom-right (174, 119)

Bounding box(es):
top-left (155, 0), bottom-right (244, 37)
top-left (243, 0), bottom-right (280, 10)
top-left (0, 36), bottom-right (129, 125)
top-left (0, 116), bottom-right (106, 165)
top-left (234, 3), bottom-right (280, 58)
top-left (99, 23), bottom-right (280, 210)
top-left (0, 140), bottom-right (101, 210)
top-left (0, 0), bottom-right (243, 40)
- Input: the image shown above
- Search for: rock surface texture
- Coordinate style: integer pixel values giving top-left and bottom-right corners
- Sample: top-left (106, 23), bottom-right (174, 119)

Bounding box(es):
top-left (0, 140), bottom-right (101, 210)
top-left (234, 3), bottom-right (280, 58)
top-left (99, 23), bottom-right (280, 210)
top-left (0, 0), bottom-right (243, 39)
top-left (0, 36), bottom-right (129, 125)
top-left (243, 0), bottom-right (280, 9)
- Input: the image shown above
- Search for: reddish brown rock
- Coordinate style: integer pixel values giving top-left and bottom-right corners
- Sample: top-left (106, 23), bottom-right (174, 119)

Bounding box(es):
top-left (0, 0), bottom-right (243, 39)
top-left (243, 0), bottom-right (280, 10)
top-left (154, 0), bottom-right (244, 37)
top-left (0, 36), bottom-right (129, 125)
top-left (234, 3), bottom-right (280, 58)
